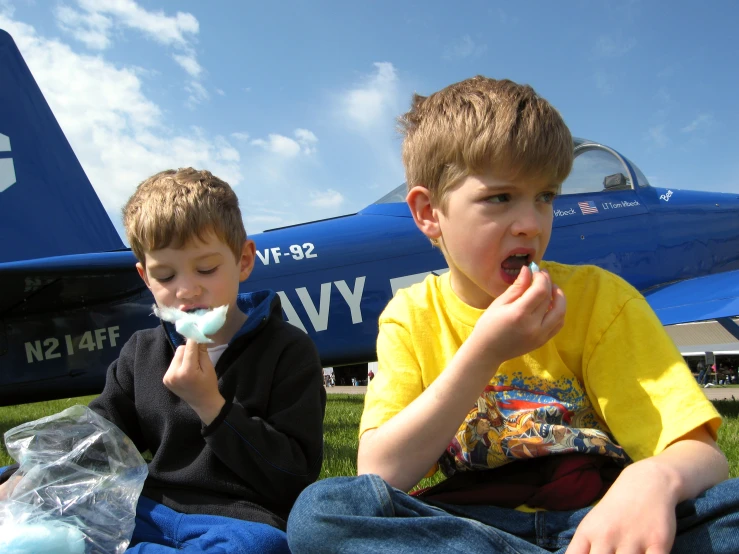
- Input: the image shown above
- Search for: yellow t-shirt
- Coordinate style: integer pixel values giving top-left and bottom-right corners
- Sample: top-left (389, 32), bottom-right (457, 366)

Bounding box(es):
top-left (360, 262), bottom-right (720, 479)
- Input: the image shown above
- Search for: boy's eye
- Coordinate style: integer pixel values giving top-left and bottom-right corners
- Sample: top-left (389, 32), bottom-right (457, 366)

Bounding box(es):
top-left (199, 266), bottom-right (218, 275)
top-left (154, 275), bottom-right (174, 283)
top-left (540, 192), bottom-right (557, 203)
top-left (485, 194), bottom-right (510, 203)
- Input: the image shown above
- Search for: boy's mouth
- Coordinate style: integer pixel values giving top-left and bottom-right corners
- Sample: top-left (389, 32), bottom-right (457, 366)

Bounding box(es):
top-left (180, 305), bottom-right (209, 314)
top-left (501, 253), bottom-right (532, 277)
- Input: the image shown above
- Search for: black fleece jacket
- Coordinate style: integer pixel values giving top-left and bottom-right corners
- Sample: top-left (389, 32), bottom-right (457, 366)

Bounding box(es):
top-left (87, 290), bottom-right (326, 530)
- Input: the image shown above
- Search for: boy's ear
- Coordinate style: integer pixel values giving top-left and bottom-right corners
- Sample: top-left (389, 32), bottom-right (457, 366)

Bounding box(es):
top-left (406, 186), bottom-right (442, 242)
top-left (136, 262), bottom-right (152, 289)
top-left (238, 240), bottom-right (256, 282)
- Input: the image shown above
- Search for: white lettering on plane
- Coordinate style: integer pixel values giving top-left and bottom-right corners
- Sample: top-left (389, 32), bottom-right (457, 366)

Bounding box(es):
top-left (277, 271), bottom-right (450, 334)
top-left (256, 243), bottom-right (318, 265)
top-left (24, 326), bottom-right (120, 363)
top-left (278, 277), bottom-right (366, 333)
top-left (0, 133), bottom-right (17, 193)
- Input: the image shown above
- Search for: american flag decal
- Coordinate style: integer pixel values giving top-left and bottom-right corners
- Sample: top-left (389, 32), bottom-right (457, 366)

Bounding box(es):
top-left (578, 201), bottom-right (599, 215)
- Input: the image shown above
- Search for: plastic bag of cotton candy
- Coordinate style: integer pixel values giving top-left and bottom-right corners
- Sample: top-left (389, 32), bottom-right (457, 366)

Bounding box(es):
top-left (0, 405), bottom-right (148, 554)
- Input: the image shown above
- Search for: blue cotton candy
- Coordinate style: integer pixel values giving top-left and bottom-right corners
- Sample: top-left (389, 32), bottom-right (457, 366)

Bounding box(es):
top-left (529, 261), bottom-right (540, 273)
top-left (153, 305), bottom-right (228, 343)
top-left (0, 521), bottom-right (86, 554)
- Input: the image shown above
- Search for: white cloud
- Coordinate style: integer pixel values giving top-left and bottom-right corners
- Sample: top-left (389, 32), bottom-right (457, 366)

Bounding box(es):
top-left (646, 124), bottom-right (668, 148)
top-left (442, 35), bottom-right (487, 61)
top-left (0, 13), bottom-right (240, 239)
top-left (681, 113), bottom-right (713, 133)
top-left (215, 88), bottom-right (225, 96)
top-left (231, 132), bottom-right (250, 141)
top-left (251, 135), bottom-right (300, 158)
top-left (251, 129), bottom-right (318, 158)
top-left (333, 62), bottom-right (406, 210)
top-left (309, 189), bottom-right (344, 209)
top-left (185, 80), bottom-right (209, 109)
top-left (55, 4), bottom-right (112, 50)
top-left (173, 53), bottom-right (202, 78)
top-left (594, 35), bottom-right (637, 58)
top-left (73, 0), bottom-right (198, 47)
top-left (214, 137), bottom-right (240, 162)
top-left (295, 128), bottom-right (318, 155)
top-left (0, 0), bottom-right (14, 16)
top-left (340, 62), bottom-right (399, 130)
top-left (53, 0), bottom-right (204, 106)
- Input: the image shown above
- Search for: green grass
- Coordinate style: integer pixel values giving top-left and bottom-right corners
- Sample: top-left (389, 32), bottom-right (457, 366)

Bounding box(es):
top-left (715, 401), bottom-right (739, 479)
top-left (1, 395), bottom-right (738, 481)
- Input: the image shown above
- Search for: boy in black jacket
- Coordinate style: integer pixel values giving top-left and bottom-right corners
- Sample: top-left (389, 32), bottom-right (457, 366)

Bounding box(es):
top-left (86, 168), bottom-right (325, 551)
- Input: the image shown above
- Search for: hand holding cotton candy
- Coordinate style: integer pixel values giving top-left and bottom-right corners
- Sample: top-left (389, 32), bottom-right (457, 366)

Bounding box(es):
top-left (153, 305), bottom-right (228, 343)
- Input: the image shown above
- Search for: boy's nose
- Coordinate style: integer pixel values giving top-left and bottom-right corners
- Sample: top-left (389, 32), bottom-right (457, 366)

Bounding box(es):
top-left (175, 279), bottom-right (201, 299)
top-left (511, 206), bottom-right (544, 237)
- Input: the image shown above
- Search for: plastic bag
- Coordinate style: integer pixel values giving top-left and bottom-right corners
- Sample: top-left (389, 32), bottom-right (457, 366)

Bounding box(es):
top-left (0, 405), bottom-right (148, 553)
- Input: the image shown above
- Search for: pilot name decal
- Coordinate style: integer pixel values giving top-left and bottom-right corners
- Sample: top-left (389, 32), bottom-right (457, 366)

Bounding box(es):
top-left (554, 208), bottom-right (576, 217)
top-left (24, 326), bottom-right (121, 363)
top-left (256, 243), bottom-right (317, 265)
top-left (601, 200), bottom-right (640, 210)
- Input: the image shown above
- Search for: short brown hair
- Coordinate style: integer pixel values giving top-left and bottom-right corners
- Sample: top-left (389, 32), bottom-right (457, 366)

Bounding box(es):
top-left (123, 168), bottom-right (246, 264)
top-left (399, 76), bottom-right (573, 208)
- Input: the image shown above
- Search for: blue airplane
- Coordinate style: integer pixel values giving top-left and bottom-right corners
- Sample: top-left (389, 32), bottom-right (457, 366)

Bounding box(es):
top-left (1, 29), bottom-right (738, 405)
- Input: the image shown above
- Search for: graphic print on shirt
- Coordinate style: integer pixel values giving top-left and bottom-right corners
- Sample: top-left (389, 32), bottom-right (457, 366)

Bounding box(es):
top-left (440, 373), bottom-right (631, 476)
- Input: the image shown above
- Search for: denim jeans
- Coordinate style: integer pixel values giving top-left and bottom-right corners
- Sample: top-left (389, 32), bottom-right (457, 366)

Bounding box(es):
top-left (287, 474), bottom-right (739, 553)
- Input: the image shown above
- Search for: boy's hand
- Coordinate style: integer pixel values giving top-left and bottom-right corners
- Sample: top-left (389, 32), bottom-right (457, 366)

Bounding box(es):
top-left (0, 474), bottom-right (20, 500)
top-left (565, 460), bottom-right (677, 554)
top-left (470, 266), bottom-right (566, 364)
top-left (163, 339), bottom-right (225, 425)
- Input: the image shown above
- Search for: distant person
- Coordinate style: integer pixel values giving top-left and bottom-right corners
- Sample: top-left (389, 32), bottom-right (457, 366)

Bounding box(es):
top-left (697, 361), bottom-right (707, 385)
top-left (287, 76), bottom-right (739, 552)
top-left (368, 369), bottom-right (375, 381)
top-left (2, 168), bottom-right (326, 553)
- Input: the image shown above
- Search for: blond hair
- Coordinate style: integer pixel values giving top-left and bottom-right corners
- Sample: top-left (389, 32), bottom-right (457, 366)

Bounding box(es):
top-left (123, 168), bottom-right (246, 264)
top-left (399, 76), bottom-right (573, 208)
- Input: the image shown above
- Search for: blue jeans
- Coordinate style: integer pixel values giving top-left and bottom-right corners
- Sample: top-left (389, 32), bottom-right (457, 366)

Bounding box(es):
top-left (287, 474), bottom-right (739, 553)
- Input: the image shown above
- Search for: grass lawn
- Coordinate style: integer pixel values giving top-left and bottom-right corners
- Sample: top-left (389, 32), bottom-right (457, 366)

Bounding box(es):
top-left (1, 394), bottom-right (738, 482)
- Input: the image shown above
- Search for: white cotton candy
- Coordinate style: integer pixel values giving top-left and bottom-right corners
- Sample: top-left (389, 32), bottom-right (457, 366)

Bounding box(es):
top-left (529, 261), bottom-right (540, 273)
top-left (0, 521), bottom-right (86, 553)
top-left (153, 305), bottom-right (228, 343)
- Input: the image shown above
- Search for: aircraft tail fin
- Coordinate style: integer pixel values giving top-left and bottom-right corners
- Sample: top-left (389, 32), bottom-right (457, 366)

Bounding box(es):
top-left (0, 29), bottom-right (124, 263)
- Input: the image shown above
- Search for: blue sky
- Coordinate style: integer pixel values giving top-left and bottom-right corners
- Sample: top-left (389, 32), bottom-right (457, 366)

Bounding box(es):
top-left (1, 0), bottom-right (737, 241)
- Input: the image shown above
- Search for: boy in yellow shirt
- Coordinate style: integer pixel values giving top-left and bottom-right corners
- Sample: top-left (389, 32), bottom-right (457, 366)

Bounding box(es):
top-left (287, 77), bottom-right (738, 553)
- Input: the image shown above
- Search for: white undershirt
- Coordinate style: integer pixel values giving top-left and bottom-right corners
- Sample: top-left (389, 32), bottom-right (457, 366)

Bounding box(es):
top-left (207, 344), bottom-right (229, 366)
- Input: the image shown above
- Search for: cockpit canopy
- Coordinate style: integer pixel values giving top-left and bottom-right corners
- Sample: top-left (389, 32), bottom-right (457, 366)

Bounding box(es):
top-left (373, 138), bottom-right (649, 205)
